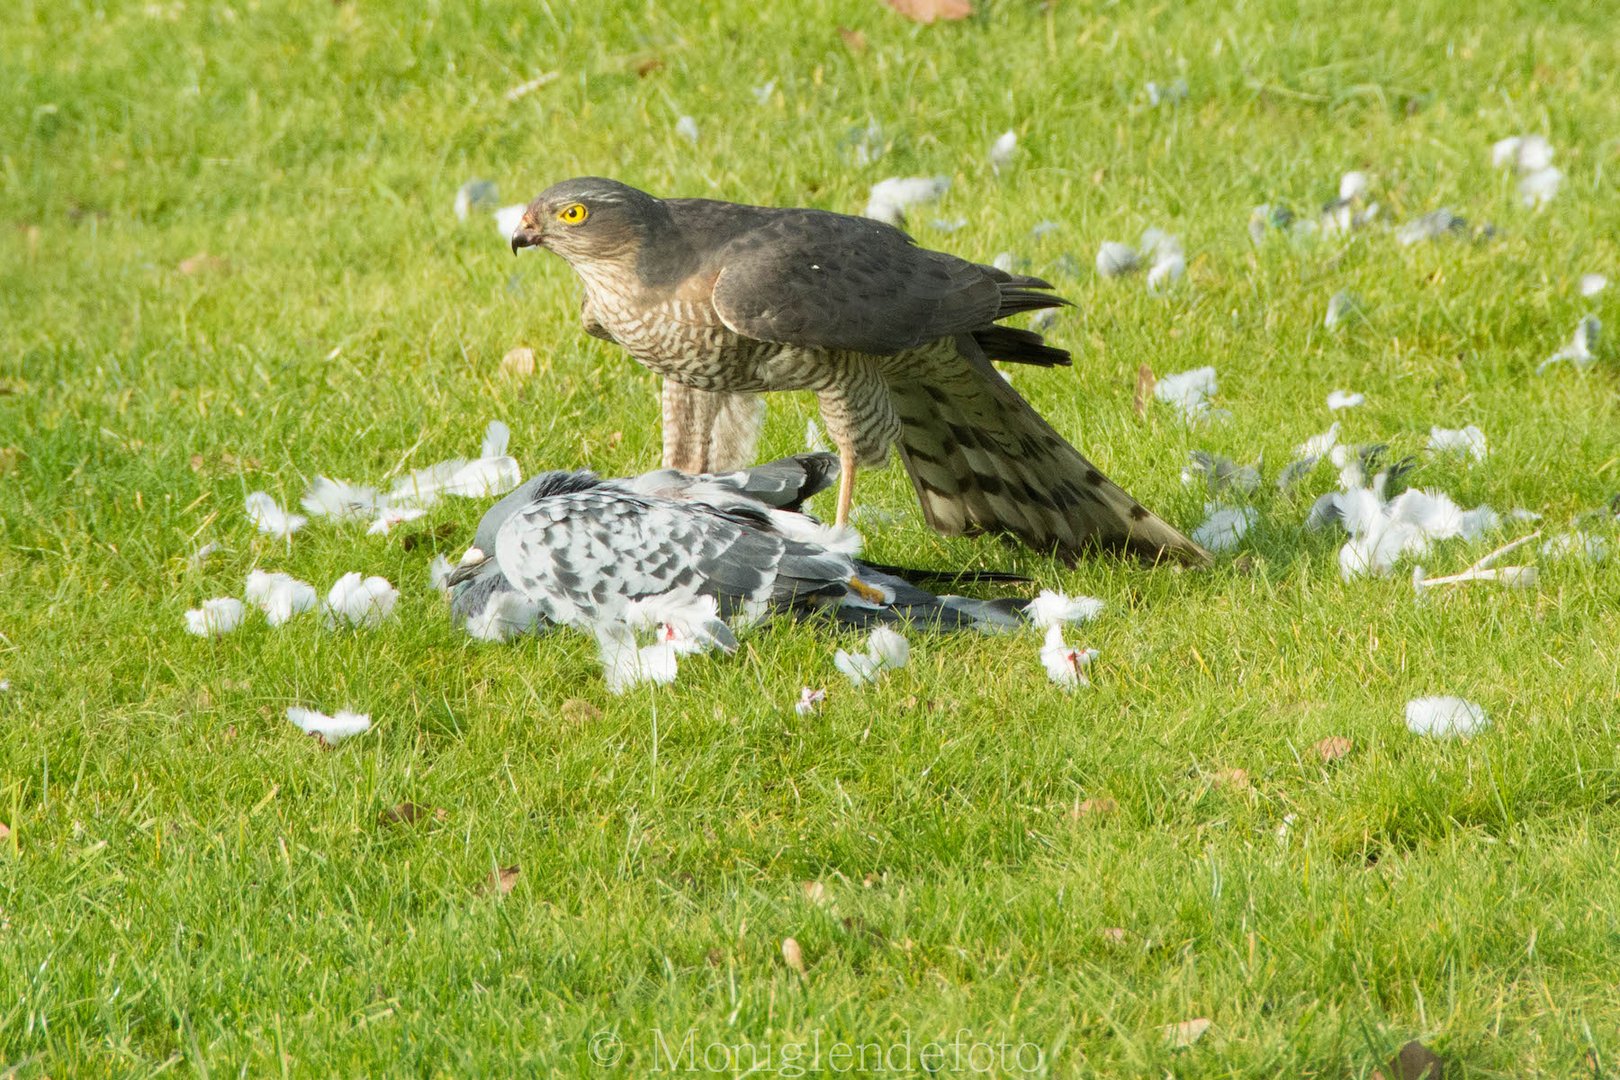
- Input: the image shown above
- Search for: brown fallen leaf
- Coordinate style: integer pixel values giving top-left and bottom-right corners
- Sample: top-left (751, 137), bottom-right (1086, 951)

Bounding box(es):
top-left (0, 447), bottom-right (21, 475)
top-left (1313, 735), bottom-right (1354, 763)
top-left (634, 56), bottom-right (664, 78)
top-left (178, 252), bottom-right (227, 275)
top-left (378, 802), bottom-right (442, 826)
top-left (705, 947), bottom-right (724, 967)
top-left (500, 346), bottom-right (536, 378)
top-left (1212, 768), bottom-right (1250, 791)
top-left (801, 880), bottom-right (830, 906)
top-left (1134, 364), bottom-right (1157, 417)
top-left (483, 865), bottom-right (520, 896)
top-left (1163, 1017), bottom-right (1211, 1048)
top-left (837, 26), bottom-right (868, 52)
top-left (1070, 796), bottom-right (1118, 819)
top-left (562, 698), bottom-right (603, 726)
top-left (781, 936), bottom-right (806, 973)
top-left (1099, 927), bottom-right (1128, 944)
top-left (0, 821), bottom-right (11, 842)
top-left (1373, 1040), bottom-right (1443, 1080)
top-left (885, 0), bottom-right (972, 24)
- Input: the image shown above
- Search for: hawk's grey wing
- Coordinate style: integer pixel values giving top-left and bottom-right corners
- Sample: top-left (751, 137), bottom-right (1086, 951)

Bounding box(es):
top-left (702, 209), bottom-right (1063, 356)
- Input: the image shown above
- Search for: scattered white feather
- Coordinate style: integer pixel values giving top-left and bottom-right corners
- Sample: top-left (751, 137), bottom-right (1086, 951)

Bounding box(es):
top-left (1336, 488), bottom-right (1498, 580)
top-left (366, 505), bottom-right (427, 535)
top-left (244, 570), bottom-right (317, 627)
top-left (300, 477), bottom-right (381, 521)
top-left (1519, 166), bottom-right (1563, 209)
top-left (1192, 503), bottom-right (1256, 554)
top-left (834, 627), bottom-right (910, 686)
top-left (389, 456), bottom-right (522, 506)
top-left (1540, 532), bottom-right (1609, 563)
top-left (464, 590), bottom-right (536, 642)
top-left (1146, 251), bottom-right (1186, 294)
top-left (674, 115), bottom-right (699, 142)
top-left (480, 419), bottom-right (511, 459)
top-left (1580, 273), bottom-right (1608, 298)
top-left (1095, 241), bottom-right (1140, 278)
top-left (991, 252), bottom-right (1017, 273)
top-left (502, 71), bottom-right (558, 101)
top-left (930, 217), bottom-right (967, 232)
top-left (1537, 315), bottom-right (1601, 374)
top-left (184, 597), bottom-right (245, 637)
top-left (1338, 170), bottom-right (1369, 201)
top-left (596, 625), bottom-right (680, 694)
top-left (1040, 624), bottom-right (1098, 690)
top-left (1326, 389), bottom-right (1365, 411)
top-left (189, 541), bottom-right (222, 568)
top-left (795, 687), bottom-right (827, 717)
top-left (1031, 220), bottom-right (1061, 238)
top-left (1405, 696), bottom-right (1488, 738)
top-left (864, 176), bottom-right (949, 226)
top-left (805, 418), bottom-right (828, 453)
top-left (988, 130), bottom-right (1017, 173)
top-left (1181, 452), bottom-right (1260, 495)
top-left (1145, 77), bottom-right (1189, 106)
top-left (493, 204), bottom-right (526, 240)
top-left (1029, 308), bottom-right (1059, 334)
top-left (1492, 134), bottom-right (1553, 173)
top-left (1154, 366), bottom-right (1222, 422)
top-left (429, 554), bottom-right (454, 597)
top-left (751, 80), bottom-right (776, 104)
top-left (1324, 290), bottom-right (1356, 330)
top-left (1427, 425), bottom-right (1488, 462)
top-left (245, 492), bottom-right (306, 539)
top-left (287, 706), bottom-right (372, 743)
top-left (1396, 209), bottom-right (1464, 246)
top-left (1023, 590), bottom-right (1104, 629)
top-left (453, 180), bottom-right (498, 222)
top-left (322, 572), bottom-right (399, 629)
top-left (1277, 422), bottom-right (1341, 489)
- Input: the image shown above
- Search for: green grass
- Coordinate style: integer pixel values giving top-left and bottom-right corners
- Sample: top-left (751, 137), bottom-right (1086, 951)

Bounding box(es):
top-left (4, 0), bottom-right (1620, 1074)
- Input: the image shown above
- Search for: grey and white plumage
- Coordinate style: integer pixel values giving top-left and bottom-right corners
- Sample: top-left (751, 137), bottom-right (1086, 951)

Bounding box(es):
top-left (447, 453), bottom-right (1022, 643)
top-left (510, 177), bottom-right (1210, 566)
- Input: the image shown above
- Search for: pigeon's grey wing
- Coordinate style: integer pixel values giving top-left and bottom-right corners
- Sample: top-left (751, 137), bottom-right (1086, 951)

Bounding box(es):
top-left (494, 490), bottom-right (855, 624)
top-left (707, 209), bottom-right (1061, 355)
top-left (470, 470), bottom-right (604, 556)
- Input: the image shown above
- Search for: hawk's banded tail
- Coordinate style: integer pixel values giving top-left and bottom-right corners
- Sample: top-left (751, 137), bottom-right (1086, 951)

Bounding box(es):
top-left (885, 339), bottom-right (1212, 567)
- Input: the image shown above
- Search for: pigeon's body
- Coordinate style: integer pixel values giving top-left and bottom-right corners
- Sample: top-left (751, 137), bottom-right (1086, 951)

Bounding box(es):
top-left (511, 178), bottom-right (1210, 565)
top-left (447, 454), bottom-right (1023, 642)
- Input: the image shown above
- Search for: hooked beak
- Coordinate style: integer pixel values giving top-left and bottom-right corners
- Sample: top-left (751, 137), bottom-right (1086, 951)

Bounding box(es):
top-left (510, 223), bottom-right (543, 255)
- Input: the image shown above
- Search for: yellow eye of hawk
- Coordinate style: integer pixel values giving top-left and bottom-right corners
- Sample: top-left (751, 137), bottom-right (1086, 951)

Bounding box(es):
top-left (556, 202), bottom-right (589, 225)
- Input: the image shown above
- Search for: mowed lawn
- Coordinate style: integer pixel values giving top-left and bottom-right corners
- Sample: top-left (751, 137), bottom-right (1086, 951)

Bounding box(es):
top-left (4, 0), bottom-right (1620, 1074)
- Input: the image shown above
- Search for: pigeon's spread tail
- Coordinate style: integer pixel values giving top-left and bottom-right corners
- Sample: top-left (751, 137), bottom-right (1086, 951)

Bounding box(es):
top-left (885, 339), bottom-right (1212, 567)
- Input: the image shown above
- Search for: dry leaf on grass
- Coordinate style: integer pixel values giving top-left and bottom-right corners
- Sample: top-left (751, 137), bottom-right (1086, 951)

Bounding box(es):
top-left (1313, 735), bottom-right (1353, 763)
top-left (885, 0), bottom-right (972, 23)
top-left (482, 865), bottom-right (520, 896)
top-left (178, 252), bottom-right (227, 275)
top-left (1164, 1017), bottom-right (1211, 1048)
top-left (705, 947), bottom-right (725, 967)
top-left (781, 936), bottom-right (806, 973)
top-left (837, 26), bottom-right (868, 52)
top-left (561, 698), bottom-right (603, 726)
top-left (0, 821), bottom-right (10, 842)
top-left (1070, 796), bottom-right (1118, 819)
top-left (1099, 927), bottom-right (1128, 944)
top-left (801, 881), bottom-right (830, 906)
top-left (378, 802), bottom-right (444, 826)
top-left (1212, 768), bottom-right (1250, 791)
top-left (1373, 1040), bottom-right (1443, 1080)
top-left (634, 56), bottom-right (664, 77)
top-left (1134, 364), bottom-right (1157, 418)
top-left (500, 347), bottom-right (536, 378)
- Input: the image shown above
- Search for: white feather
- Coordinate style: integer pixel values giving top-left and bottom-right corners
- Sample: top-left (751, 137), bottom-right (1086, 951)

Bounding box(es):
top-left (494, 204), bottom-right (526, 240)
top-left (184, 597), bottom-right (244, 637)
top-left (366, 505), bottom-right (427, 535)
top-left (1192, 504), bottom-right (1257, 554)
top-left (795, 687), bottom-right (827, 716)
top-left (321, 572), bottom-right (399, 628)
top-left (1427, 425), bottom-right (1487, 462)
top-left (1154, 366), bottom-right (1219, 422)
top-left (1326, 389), bottom-right (1364, 410)
top-left (1519, 166), bottom-right (1563, 209)
top-left (1405, 696), bottom-right (1488, 738)
top-left (1537, 315), bottom-right (1601, 374)
top-left (988, 130), bottom-right (1017, 173)
top-left (480, 419), bottom-right (511, 459)
top-left (835, 627), bottom-right (910, 686)
top-left (244, 570), bottom-right (317, 627)
top-left (287, 706), bottom-right (372, 743)
top-left (245, 492), bottom-right (306, 538)
top-left (1580, 274), bottom-right (1608, 298)
top-left (429, 554), bottom-right (454, 597)
top-left (864, 176), bottom-right (949, 225)
top-left (1041, 624), bottom-right (1098, 690)
top-left (1023, 590), bottom-right (1105, 629)
top-left (1095, 241), bottom-right (1140, 278)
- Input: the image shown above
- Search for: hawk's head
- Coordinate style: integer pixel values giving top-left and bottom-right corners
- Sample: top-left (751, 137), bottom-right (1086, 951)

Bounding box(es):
top-left (509, 177), bottom-right (664, 263)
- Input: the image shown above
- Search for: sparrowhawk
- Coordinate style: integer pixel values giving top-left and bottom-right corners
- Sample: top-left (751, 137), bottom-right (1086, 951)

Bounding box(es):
top-left (510, 177), bottom-right (1209, 566)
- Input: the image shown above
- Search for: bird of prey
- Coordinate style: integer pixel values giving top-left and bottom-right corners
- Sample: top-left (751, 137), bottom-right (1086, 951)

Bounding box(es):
top-left (510, 177), bottom-right (1209, 566)
top-left (446, 453), bottom-right (1023, 646)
